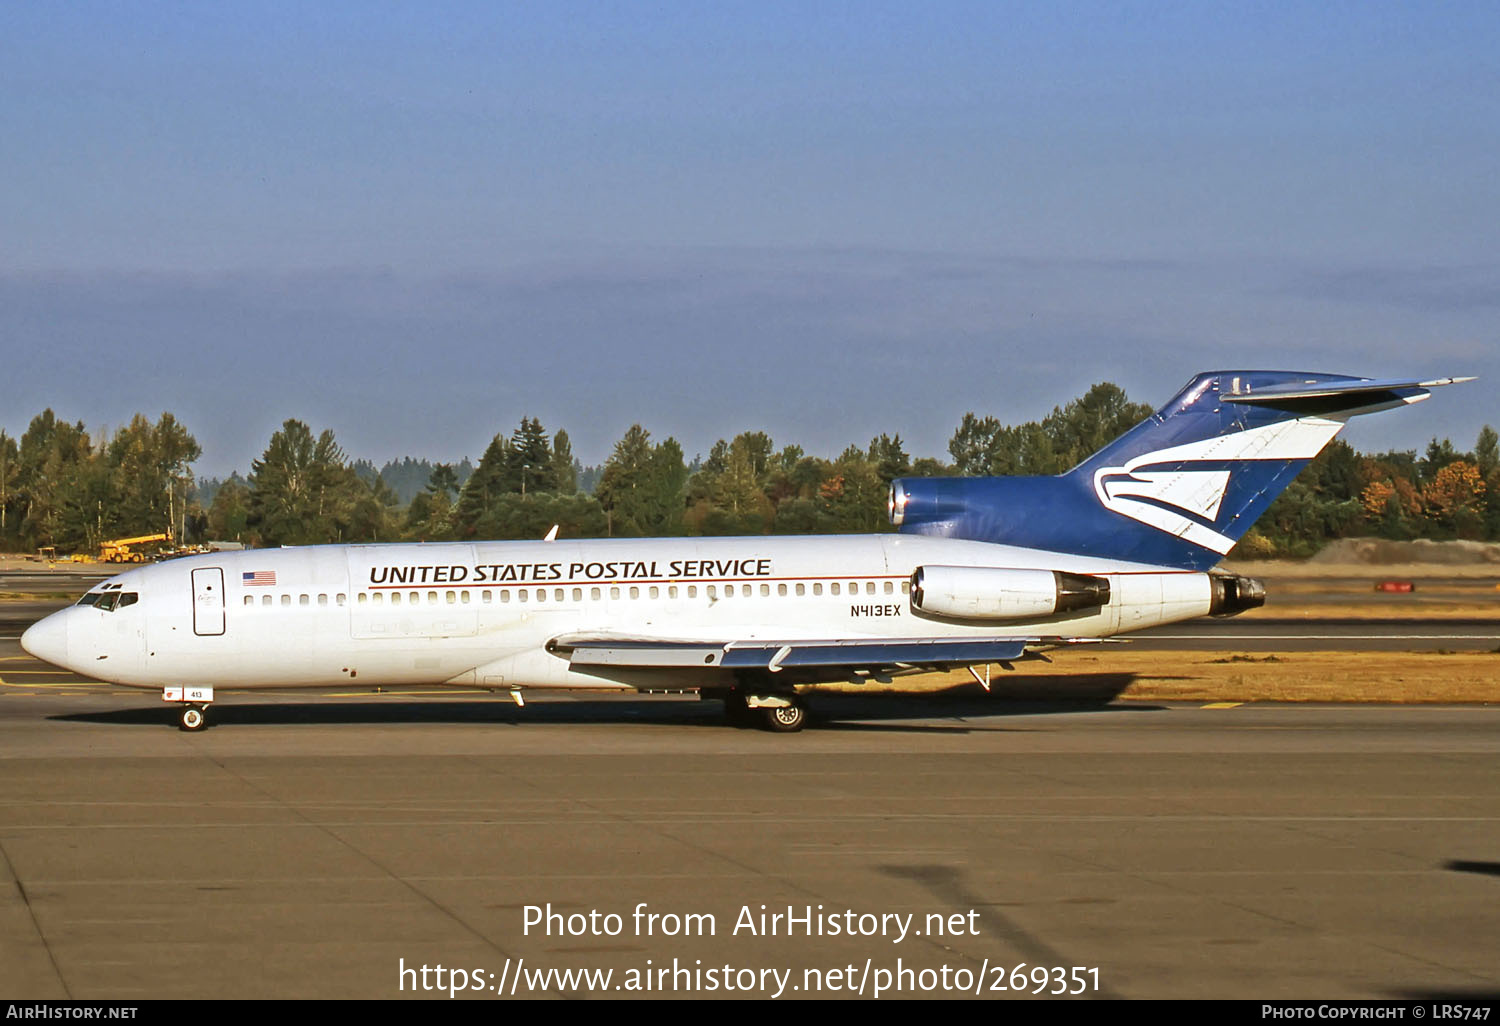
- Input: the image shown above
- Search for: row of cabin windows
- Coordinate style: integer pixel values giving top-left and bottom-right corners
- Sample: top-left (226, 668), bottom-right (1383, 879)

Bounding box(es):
top-left (243, 592), bottom-right (347, 607)
top-left (241, 579), bottom-right (909, 608)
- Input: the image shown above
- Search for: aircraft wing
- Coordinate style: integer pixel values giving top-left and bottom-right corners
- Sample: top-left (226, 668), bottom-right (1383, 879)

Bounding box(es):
top-left (552, 631), bottom-right (1054, 672)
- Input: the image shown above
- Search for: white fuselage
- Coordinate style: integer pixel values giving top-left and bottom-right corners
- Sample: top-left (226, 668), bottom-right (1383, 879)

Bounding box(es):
top-left (27, 534), bottom-right (1212, 692)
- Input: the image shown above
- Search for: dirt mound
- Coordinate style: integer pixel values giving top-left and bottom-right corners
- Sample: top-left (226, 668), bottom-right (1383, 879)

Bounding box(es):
top-left (1308, 538), bottom-right (1500, 566)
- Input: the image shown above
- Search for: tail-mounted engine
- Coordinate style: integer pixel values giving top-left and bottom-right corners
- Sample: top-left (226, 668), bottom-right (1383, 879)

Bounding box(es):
top-left (1208, 574), bottom-right (1266, 617)
top-left (910, 565), bottom-right (1110, 622)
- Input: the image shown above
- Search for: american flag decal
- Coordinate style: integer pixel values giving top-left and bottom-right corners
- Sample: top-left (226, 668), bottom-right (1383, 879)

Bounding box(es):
top-left (243, 571), bottom-right (276, 586)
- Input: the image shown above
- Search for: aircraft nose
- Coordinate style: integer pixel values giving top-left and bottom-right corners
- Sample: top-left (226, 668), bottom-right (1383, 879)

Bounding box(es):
top-left (20, 611), bottom-right (70, 670)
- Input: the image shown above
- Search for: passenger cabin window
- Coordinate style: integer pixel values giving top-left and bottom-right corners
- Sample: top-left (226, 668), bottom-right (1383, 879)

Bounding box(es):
top-left (590, 587), bottom-right (601, 600)
top-left (610, 587), bottom-right (620, 599)
top-left (761, 584), bottom-right (770, 597)
top-left (629, 587), bottom-right (639, 599)
top-left (318, 594), bottom-right (328, 606)
top-left (262, 595), bottom-right (272, 607)
top-left (299, 594), bottom-right (310, 606)
top-left (573, 588), bottom-right (583, 601)
top-left (813, 583), bottom-right (822, 596)
top-left (244, 595), bottom-right (253, 607)
top-left (281, 595), bottom-right (292, 606)
top-left (795, 583), bottom-right (805, 596)
top-left (830, 583), bottom-right (840, 595)
top-left (555, 588), bottom-right (564, 602)
top-left (866, 582), bottom-right (876, 595)
top-left (884, 581), bottom-right (893, 595)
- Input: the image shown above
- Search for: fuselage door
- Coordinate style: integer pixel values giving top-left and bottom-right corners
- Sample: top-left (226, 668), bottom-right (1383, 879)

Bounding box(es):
top-left (191, 567), bottom-right (226, 636)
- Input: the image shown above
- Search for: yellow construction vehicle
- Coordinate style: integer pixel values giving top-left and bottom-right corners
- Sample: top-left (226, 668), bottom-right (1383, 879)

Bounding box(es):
top-left (98, 532), bottom-right (172, 563)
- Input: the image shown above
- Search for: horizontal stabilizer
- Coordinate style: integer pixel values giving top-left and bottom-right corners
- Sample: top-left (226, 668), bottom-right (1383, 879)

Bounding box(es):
top-left (1221, 375), bottom-right (1473, 414)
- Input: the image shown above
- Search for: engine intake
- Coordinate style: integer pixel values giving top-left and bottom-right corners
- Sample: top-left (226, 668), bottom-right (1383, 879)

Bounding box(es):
top-left (911, 565), bottom-right (1110, 622)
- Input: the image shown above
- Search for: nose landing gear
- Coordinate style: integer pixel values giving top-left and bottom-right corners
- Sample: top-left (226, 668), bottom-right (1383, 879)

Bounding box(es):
top-left (163, 686), bottom-right (214, 731)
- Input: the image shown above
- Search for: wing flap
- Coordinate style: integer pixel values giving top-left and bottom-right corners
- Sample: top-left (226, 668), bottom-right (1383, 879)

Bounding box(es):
top-left (562, 636), bottom-right (1030, 671)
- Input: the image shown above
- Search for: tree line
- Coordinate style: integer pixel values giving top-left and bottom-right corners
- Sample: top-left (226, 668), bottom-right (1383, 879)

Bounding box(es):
top-left (2, 382), bottom-right (1493, 558)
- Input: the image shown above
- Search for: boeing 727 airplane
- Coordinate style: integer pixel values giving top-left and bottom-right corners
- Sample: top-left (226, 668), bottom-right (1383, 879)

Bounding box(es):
top-left (21, 370), bottom-right (1470, 731)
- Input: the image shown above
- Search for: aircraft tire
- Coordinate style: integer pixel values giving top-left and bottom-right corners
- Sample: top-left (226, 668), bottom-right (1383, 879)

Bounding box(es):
top-left (179, 706), bottom-right (207, 732)
top-left (762, 700), bottom-right (806, 733)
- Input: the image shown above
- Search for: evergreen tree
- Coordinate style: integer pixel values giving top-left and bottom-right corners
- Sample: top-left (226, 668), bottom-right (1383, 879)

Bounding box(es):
top-left (1476, 426), bottom-right (1499, 478)
top-left (1420, 438), bottom-right (1461, 484)
top-left (454, 436), bottom-right (510, 535)
top-left (206, 476), bottom-right (251, 541)
top-left (868, 433), bottom-right (911, 483)
top-left (427, 463), bottom-right (460, 501)
top-left (0, 430), bottom-right (17, 546)
top-left (508, 417), bottom-right (555, 495)
top-left (17, 410), bottom-right (93, 549)
top-left (596, 426), bottom-right (686, 536)
top-left (1477, 426), bottom-right (1500, 539)
top-left (551, 429), bottom-right (578, 494)
top-left (247, 420), bottom-right (369, 545)
top-left (104, 412), bottom-right (201, 541)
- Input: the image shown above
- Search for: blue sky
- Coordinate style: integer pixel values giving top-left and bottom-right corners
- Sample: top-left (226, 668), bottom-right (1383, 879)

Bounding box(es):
top-left (2, 2), bottom-right (1495, 476)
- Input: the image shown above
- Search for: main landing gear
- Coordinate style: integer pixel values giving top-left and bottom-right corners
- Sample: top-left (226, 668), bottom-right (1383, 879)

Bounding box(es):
top-left (721, 690), bottom-right (808, 732)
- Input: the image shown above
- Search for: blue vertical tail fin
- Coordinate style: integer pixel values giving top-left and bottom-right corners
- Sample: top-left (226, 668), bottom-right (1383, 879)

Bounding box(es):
top-left (891, 371), bottom-right (1469, 570)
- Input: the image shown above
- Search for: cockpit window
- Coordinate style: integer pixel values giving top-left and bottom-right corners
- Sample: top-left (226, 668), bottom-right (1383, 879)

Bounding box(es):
top-left (78, 591), bottom-right (138, 612)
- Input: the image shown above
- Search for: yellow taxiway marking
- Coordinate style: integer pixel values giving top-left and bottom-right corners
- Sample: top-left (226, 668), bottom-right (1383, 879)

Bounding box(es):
top-left (1, 682), bottom-right (103, 688)
top-left (0, 675), bottom-right (102, 687)
top-left (1201, 702), bottom-right (1244, 709)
